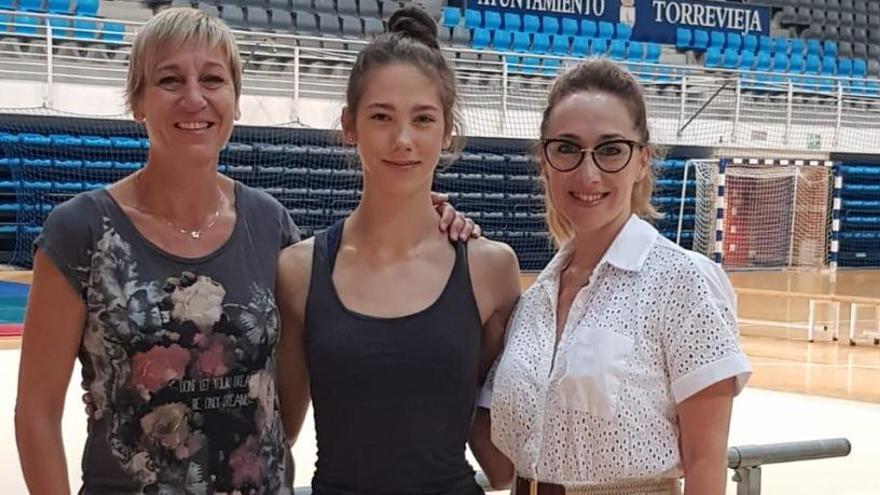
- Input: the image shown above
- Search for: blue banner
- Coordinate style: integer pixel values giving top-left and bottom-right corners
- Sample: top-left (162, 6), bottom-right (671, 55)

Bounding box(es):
top-left (463, 0), bottom-right (621, 23)
top-left (632, 0), bottom-right (770, 44)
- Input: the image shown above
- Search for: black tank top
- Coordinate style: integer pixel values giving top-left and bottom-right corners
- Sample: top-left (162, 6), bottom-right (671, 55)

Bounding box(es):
top-left (304, 220), bottom-right (484, 495)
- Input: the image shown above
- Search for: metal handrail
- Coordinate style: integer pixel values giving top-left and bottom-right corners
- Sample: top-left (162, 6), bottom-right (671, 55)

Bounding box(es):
top-left (289, 438), bottom-right (851, 494)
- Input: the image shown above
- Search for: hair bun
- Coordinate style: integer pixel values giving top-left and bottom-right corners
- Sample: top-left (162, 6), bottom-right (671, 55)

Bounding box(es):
top-left (388, 6), bottom-right (439, 50)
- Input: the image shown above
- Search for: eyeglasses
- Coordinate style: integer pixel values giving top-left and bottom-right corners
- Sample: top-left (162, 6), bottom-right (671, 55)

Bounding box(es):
top-left (542, 138), bottom-right (644, 173)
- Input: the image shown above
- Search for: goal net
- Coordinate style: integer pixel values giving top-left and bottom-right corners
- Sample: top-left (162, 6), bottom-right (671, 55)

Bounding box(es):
top-left (693, 159), bottom-right (834, 270)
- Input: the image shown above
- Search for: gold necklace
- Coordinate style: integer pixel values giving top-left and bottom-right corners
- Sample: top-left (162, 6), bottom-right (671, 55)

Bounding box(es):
top-left (133, 172), bottom-right (226, 240)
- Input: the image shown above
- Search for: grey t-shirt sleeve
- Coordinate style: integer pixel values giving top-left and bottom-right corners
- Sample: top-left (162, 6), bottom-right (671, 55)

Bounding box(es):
top-left (280, 206), bottom-right (301, 248)
top-left (33, 193), bottom-right (96, 299)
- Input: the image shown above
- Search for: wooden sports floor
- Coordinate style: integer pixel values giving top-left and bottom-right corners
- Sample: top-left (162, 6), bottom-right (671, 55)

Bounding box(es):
top-left (3, 269), bottom-right (879, 403)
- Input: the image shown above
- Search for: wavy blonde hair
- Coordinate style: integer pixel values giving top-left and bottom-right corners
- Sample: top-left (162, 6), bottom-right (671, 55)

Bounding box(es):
top-left (536, 58), bottom-right (661, 248)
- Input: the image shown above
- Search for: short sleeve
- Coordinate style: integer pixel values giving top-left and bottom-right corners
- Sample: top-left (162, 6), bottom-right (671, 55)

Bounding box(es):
top-left (280, 206), bottom-right (301, 248)
top-left (33, 193), bottom-right (97, 300)
top-left (662, 255), bottom-right (751, 403)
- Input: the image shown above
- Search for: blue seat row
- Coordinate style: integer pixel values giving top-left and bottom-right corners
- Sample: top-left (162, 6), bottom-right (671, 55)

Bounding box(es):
top-left (0, 10), bottom-right (125, 43)
top-left (443, 6), bottom-right (632, 41)
top-left (0, 132), bottom-right (147, 148)
top-left (677, 27), bottom-right (837, 59)
top-left (471, 29), bottom-right (662, 63)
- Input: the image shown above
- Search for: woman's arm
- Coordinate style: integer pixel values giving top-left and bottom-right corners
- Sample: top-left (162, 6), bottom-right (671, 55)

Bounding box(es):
top-left (275, 239), bottom-right (314, 446)
top-left (678, 377), bottom-right (736, 495)
top-left (467, 239), bottom-right (521, 489)
top-left (15, 249), bottom-right (87, 495)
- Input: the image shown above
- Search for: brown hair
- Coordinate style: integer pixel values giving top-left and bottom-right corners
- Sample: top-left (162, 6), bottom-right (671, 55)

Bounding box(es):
top-left (125, 7), bottom-right (242, 116)
top-left (536, 58), bottom-right (660, 247)
top-left (342, 6), bottom-right (463, 156)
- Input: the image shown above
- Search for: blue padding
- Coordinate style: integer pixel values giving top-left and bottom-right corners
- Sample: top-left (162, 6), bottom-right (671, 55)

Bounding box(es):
top-left (19, 133), bottom-right (50, 145)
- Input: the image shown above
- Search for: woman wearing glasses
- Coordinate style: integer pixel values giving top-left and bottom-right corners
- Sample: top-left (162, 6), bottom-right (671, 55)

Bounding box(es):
top-left (470, 59), bottom-right (751, 495)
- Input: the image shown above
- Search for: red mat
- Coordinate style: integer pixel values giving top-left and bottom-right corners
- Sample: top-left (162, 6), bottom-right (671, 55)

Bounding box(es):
top-left (0, 323), bottom-right (23, 337)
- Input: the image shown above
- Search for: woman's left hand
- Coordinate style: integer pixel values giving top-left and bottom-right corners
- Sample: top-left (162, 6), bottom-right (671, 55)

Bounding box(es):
top-left (432, 192), bottom-right (482, 241)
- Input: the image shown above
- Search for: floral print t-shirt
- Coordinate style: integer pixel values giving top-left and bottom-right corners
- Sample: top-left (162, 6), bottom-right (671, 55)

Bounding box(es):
top-left (35, 182), bottom-right (299, 495)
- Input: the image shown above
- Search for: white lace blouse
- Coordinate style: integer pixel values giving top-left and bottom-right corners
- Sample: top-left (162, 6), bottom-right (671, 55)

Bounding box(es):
top-left (480, 215), bottom-right (751, 486)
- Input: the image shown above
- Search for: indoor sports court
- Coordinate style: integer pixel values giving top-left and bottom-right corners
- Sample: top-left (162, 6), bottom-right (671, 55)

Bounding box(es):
top-left (1, 0), bottom-right (880, 493)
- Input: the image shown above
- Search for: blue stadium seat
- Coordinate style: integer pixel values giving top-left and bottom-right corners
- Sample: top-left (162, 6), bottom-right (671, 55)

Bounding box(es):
top-left (739, 50), bottom-right (756, 70)
top-left (0, 132), bottom-right (18, 144)
top-left (560, 17), bottom-right (577, 37)
top-left (464, 9), bottom-right (481, 29)
top-left (531, 32), bottom-right (550, 54)
top-left (615, 23), bottom-right (632, 40)
top-left (692, 29), bottom-right (709, 50)
top-left (580, 19), bottom-right (596, 38)
top-left (541, 15), bottom-right (558, 35)
top-left (609, 39), bottom-right (626, 60)
top-left (503, 12), bottom-right (520, 31)
top-left (722, 48), bottom-right (739, 69)
top-left (101, 22), bottom-right (125, 44)
top-left (726, 32), bottom-right (742, 52)
top-left (822, 56), bottom-right (837, 76)
top-left (772, 52), bottom-right (790, 72)
top-left (627, 41), bottom-right (644, 61)
top-left (18, 0), bottom-right (41, 12)
top-left (440, 7), bottom-right (461, 28)
top-left (590, 37), bottom-right (607, 55)
top-left (824, 40), bottom-right (838, 57)
top-left (759, 35), bottom-right (773, 54)
top-left (53, 159), bottom-right (81, 168)
top-left (853, 58), bottom-right (867, 77)
top-left (71, 17), bottom-right (98, 40)
top-left (484, 10), bottom-right (501, 31)
top-left (504, 55), bottom-right (520, 71)
top-left (705, 47), bottom-right (722, 68)
top-left (13, 14), bottom-right (39, 36)
top-left (523, 14), bottom-right (539, 33)
top-left (806, 38), bottom-right (821, 57)
top-left (774, 37), bottom-right (789, 55)
top-left (543, 58), bottom-right (561, 75)
top-left (471, 27), bottom-right (490, 50)
top-left (789, 53), bottom-right (806, 73)
top-left (742, 34), bottom-right (758, 53)
top-left (550, 34), bottom-right (568, 56)
top-left (597, 21), bottom-right (613, 39)
top-left (709, 31), bottom-right (724, 50)
top-left (0, 13), bottom-right (10, 35)
top-left (675, 27), bottom-right (691, 50)
top-left (114, 161), bottom-right (141, 170)
top-left (511, 31), bottom-right (530, 52)
top-left (790, 38), bottom-right (805, 56)
top-left (571, 36), bottom-right (589, 57)
top-left (521, 56), bottom-right (540, 74)
top-left (0, 0), bottom-right (15, 10)
top-left (645, 42), bottom-right (661, 63)
top-left (839, 57), bottom-right (853, 76)
top-left (47, 0), bottom-right (72, 14)
top-left (805, 54), bottom-right (821, 74)
top-left (48, 16), bottom-right (69, 37)
top-left (74, 0), bottom-right (98, 16)
top-left (492, 29), bottom-right (512, 51)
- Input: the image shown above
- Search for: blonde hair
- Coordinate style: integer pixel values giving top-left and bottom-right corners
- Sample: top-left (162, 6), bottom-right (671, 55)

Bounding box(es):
top-left (536, 58), bottom-right (660, 248)
top-left (125, 7), bottom-right (242, 115)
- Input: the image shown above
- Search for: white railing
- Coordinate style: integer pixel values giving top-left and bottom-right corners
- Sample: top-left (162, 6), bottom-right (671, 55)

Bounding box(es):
top-left (1, 11), bottom-right (880, 152)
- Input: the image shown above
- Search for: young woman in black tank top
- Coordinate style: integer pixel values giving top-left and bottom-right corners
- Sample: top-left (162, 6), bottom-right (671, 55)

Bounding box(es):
top-left (275, 6), bottom-right (521, 495)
